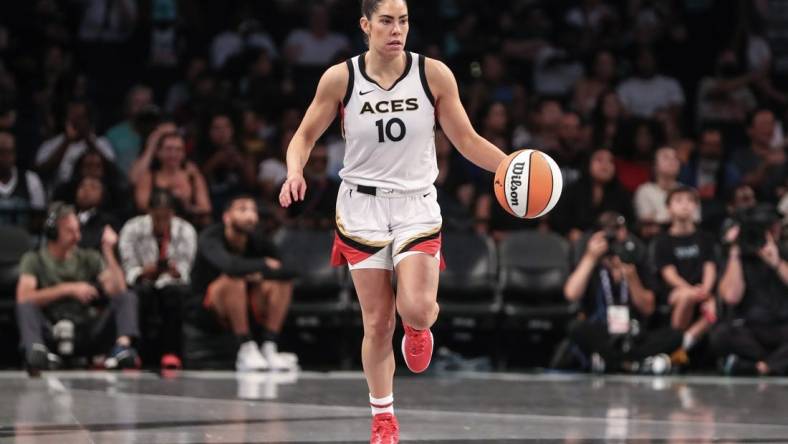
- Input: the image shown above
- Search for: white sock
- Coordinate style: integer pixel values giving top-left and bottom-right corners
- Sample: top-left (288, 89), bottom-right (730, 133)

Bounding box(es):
top-left (370, 393), bottom-right (394, 416)
top-left (682, 333), bottom-right (695, 351)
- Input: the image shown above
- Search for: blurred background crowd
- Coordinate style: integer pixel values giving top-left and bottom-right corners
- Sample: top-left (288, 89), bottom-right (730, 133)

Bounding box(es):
top-left (1, 0), bottom-right (788, 375)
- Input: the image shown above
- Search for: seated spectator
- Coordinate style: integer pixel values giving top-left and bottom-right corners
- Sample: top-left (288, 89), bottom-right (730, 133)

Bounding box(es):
top-left (129, 121), bottom-right (177, 185)
top-left (53, 149), bottom-right (133, 219)
top-left (119, 190), bottom-right (196, 370)
top-left (556, 111), bottom-right (591, 185)
top-left (696, 50), bottom-right (757, 126)
top-left (188, 195), bottom-right (296, 371)
top-left (105, 85), bottom-right (156, 175)
top-left (15, 202), bottom-right (139, 373)
top-left (654, 187), bottom-right (717, 361)
top-left (680, 128), bottom-right (741, 229)
top-left (211, 19), bottom-right (279, 71)
top-left (519, 98), bottom-right (563, 157)
top-left (572, 50), bottom-right (617, 118)
top-left (680, 128), bottom-right (741, 202)
top-left (71, 177), bottom-right (119, 251)
top-left (563, 212), bottom-right (682, 373)
top-left (634, 146), bottom-right (691, 239)
top-left (0, 131), bottom-right (46, 231)
top-left (286, 142), bottom-right (339, 229)
top-left (591, 90), bottom-right (626, 151)
top-left (466, 54), bottom-right (526, 123)
top-left (239, 107), bottom-right (273, 164)
top-left (532, 43), bottom-right (584, 98)
top-left (283, 4), bottom-right (350, 68)
top-left (732, 109), bottom-right (786, 201)
top-left (35, 100), bottom-right (115, 189)
top-left (198, 113), bottom-right (257, 216)
top-left (616, 48), bottom-right (685, 119)
top-left (712, 204), bottom-right (788, 376)
top-left (555, 148), bottom-right (633, 242)
top-left (613, 118), bottom-right (664, 193)
top-left (134, 131), bottom-right (212, 226)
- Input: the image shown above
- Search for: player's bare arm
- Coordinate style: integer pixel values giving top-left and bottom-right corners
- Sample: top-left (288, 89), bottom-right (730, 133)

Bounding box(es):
top-left (280, 63), bottom-right (349, 208)
top-left (425, 57), bottom-right (507, 173)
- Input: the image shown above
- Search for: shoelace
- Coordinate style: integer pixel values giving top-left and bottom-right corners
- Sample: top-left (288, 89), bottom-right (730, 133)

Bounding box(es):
top-left (372, 415), bottom-right (398, 438)
top-left (405, 328), bottom-right (426, 355)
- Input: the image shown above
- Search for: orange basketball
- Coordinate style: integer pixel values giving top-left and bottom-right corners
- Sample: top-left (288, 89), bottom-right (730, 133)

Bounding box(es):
top-left (493, 149), bottom-right (563, 219)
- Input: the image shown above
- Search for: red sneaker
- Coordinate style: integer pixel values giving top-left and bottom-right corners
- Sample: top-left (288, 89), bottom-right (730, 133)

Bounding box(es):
top-left (370, 412), bottom-right (399, 444)
top-left (161, 354), bottom-right (182, 370)
top-left (401, 324), bottom-right (434, 373)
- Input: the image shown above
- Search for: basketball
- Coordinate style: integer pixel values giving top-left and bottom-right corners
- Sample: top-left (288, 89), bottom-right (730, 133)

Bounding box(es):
top-left (493, 149), bottom-right (563, 219)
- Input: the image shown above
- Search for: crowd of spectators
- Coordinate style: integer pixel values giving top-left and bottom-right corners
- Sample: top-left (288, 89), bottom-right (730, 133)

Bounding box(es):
top-left (1, 0), bottom-right (788, 374)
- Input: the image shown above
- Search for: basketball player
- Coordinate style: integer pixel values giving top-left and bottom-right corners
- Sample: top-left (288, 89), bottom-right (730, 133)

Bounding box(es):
top-left (279, 0), bottom-right (506, 441)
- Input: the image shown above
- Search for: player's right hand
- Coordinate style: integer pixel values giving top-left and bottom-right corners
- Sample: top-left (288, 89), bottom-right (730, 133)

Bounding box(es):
top-left (279, 174), bottom-right (307, 208)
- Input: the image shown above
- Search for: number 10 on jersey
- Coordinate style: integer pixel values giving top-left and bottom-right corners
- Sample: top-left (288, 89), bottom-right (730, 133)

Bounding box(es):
top-left (375, 118), bottom-right (406, 143)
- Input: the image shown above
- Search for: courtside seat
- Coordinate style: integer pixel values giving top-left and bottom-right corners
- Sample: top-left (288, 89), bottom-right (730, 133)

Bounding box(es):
top-left (273, 228), bottom-right (351, 368)
top-left (437, 231), bottom-right (500, 328)
top-left (272, 228), bottom-right (349, 324)
top-left (0, 226), bottom-right (33, 368)
top-left (497, 230), bottom-right (575, 367)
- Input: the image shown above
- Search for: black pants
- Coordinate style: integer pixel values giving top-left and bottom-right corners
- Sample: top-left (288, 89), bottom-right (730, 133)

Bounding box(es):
top-left (136, 284), bottom-right (189, 356)
top-left (710, 321), bottom-right (788, 375)
top-left (569, 320), bottom-right (684, 371)
top-left (16, 290), bottom-right (140, 356)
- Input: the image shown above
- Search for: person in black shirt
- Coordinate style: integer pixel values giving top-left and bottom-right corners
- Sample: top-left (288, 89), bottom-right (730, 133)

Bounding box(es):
top-left (712, 205), bottom-right (788, 375)
top-left (190, 195), bottom-right (295, 371)
top-left (554, 148), bottom-right (633, 243)
top-left (653, 186), bottom-right (717, 356)
top-left (563, 212), bottom-right (682, 373)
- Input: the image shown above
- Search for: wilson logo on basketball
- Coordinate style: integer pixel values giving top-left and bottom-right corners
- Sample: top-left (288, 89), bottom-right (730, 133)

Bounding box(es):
top-left (509, 162), bottom-right (525, 207)
top-left (494, 149), bottom-right (563, 219)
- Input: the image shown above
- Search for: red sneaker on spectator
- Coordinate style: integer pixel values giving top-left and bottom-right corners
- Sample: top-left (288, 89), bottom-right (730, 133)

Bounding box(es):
top-left (161, 353), bottom-right (182, 370)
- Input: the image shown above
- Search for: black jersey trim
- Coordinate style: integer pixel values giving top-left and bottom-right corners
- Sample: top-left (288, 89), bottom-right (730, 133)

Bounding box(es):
top-left (342, 58), bottom-right (354, 107)
top-left (358, 51), bottom-right (412, 91)
top-left (418, 54), bottom-right (435, 106)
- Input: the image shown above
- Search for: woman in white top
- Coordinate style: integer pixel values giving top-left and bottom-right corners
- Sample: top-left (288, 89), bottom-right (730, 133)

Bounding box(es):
top-left (279, 1), bottom-right (506, 441)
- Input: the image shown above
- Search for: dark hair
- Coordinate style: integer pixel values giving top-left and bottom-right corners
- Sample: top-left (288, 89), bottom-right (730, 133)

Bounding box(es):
top-left (666, 185), bottom-right (699, 206)
top-left (362, 0), bottom-right (407, 19)
top-left (151, 131), bottom-right (186, 171)
top-left (746, 107), bottom-right (775, 128)
top-left (150, 188), bottom-right (176, 210)
top-left (361, 0), bottom-right (408, 45)
top-left (223, 193), bottom-right (257, 212)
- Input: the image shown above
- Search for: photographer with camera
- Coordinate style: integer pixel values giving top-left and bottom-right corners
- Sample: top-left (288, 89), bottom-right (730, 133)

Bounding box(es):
top-left (15, 202), bottom-right (140, 374)
top-left (119, 189), bottom-right (196, 369)
top-left (711, 204), bottom-right (788, 376)
top-left (653, 186), bottom-right (717, 358)
top-left (564, 211), bottom-right (683, 373)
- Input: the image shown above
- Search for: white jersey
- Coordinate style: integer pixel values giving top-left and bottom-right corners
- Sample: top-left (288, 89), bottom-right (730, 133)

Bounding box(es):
top-left (339, 51), bottom-right (438, 192)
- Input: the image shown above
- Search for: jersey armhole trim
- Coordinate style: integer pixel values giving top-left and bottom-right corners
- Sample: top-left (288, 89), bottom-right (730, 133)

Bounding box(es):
top-left (418, 54), bottom-right (436, 107)
top-left (342, 58), bottom-right (354, 107)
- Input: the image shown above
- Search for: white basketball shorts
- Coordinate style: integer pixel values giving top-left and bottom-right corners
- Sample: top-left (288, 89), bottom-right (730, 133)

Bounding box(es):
top-left (331, 181), bottom-right (445, 271)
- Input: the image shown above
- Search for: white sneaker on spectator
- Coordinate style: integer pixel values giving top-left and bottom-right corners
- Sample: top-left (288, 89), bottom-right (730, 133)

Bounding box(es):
top-left (260, 341), bottom-right (297, 370)
top-left (236, 341), bottom-right (268, 372)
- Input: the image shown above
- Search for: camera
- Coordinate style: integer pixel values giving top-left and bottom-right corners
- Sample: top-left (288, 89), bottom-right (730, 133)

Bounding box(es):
top-left (731, 204), bottom-right (778, 257)
top-left (604, 231), bottom-right (641, 264)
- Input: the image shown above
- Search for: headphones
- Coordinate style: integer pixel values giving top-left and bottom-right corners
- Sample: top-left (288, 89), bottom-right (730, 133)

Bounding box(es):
top-left (43, 201), bottom-right (73, 241)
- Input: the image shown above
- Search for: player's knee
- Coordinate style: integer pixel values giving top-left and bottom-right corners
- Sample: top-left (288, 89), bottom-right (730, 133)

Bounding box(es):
top-left (399, 299), bottom-right (438, 329)
top-left (363, 314), bottom-right (396, 342)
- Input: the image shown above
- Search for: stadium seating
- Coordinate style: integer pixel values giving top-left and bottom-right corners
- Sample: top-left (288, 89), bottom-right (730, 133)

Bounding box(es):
top-left (497, 230), bottom-right (575, 368)
top-left (0, 226), bottom-right (33, 367)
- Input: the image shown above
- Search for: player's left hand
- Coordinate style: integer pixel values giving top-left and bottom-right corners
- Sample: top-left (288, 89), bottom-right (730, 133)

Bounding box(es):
top-left (279, 174), bottom-right (307, 208)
